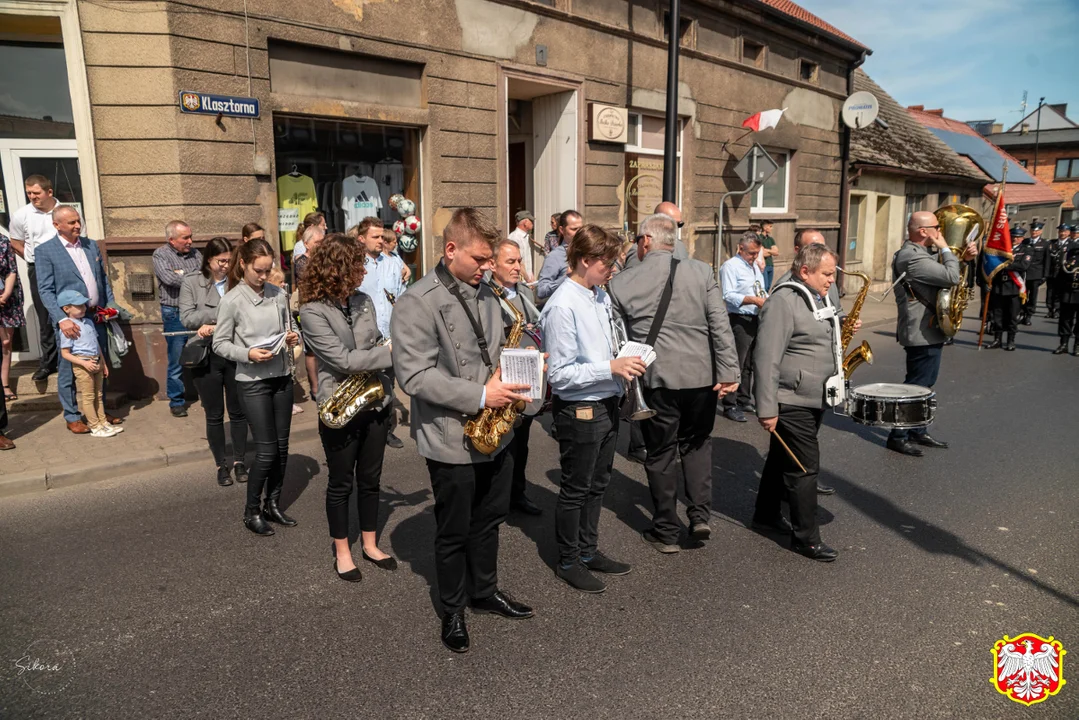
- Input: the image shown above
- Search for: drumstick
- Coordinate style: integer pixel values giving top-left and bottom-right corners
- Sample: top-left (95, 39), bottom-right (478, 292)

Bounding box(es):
top-left (770, 430), bottom-right (808, 473)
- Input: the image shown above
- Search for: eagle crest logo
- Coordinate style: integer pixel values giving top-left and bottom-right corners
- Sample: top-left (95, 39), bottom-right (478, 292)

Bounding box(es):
top-left (991, 633), bottom-right (1065, 705)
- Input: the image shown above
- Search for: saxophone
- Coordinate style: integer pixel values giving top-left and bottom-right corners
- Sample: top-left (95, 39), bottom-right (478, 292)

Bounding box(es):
top-left (463, 282), bottom-right (524, 455)
top-left (839, 268), bottom-right (873, 378)
top-left (317, 294), bottom-right (394, 430)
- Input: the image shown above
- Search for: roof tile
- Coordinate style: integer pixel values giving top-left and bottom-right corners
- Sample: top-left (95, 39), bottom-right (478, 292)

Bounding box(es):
top-left (757, 0), bottom-right (868, 49)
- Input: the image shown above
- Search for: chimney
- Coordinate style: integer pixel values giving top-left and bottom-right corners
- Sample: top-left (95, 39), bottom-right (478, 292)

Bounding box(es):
top-left (908, 105), bottom-right (925, 111)
top-left (926, 108), bottom-right (944, 117)
top-left (993, 123), bottom-right (1002, 133)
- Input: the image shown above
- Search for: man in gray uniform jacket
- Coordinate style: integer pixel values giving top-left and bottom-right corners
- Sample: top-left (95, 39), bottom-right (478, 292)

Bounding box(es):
top-left (391, 208), bottom-right (535, 654)
top-left (609, 213), bottom-right (739, 551)
top-left (752, 243), bottom-right (842, 562)
top-left (888, 211), bottom-right (976, 457)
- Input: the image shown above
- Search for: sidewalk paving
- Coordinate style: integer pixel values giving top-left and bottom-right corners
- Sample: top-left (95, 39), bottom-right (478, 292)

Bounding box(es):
top-left (0, 293), bottom-right (898, 498)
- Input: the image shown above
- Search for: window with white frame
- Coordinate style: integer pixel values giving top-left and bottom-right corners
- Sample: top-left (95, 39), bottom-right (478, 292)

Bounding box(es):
top-left (751, 150), bottom-right (789, 213)
top-left (624, 111), bottom-right (682, 231)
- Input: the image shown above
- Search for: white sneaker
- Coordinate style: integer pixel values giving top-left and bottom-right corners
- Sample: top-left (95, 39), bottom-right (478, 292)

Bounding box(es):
top-left (105, 422), bottom-right (125, 433)
top-left (91, 425), bottom-right (120, 438)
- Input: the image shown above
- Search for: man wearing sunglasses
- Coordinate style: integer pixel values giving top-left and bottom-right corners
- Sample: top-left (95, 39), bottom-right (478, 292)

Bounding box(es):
top-left (888, 210), bottom-right (977, 457)
top-left (624, 202), bottom-right (688, 270)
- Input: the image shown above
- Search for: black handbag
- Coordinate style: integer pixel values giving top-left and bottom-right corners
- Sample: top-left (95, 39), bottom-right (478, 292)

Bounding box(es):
top-left (179, 336), bottom-right (211, 369)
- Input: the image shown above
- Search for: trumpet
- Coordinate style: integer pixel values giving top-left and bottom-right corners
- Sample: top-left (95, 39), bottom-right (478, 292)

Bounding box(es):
top-left (754, 280), bottom-right (769, 299)
top-left (610, 312), bottom-right (655, 421)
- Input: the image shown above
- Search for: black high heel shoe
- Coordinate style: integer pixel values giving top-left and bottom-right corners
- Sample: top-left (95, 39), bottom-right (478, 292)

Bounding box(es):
top-left (361, 549), bottom-right (398, 571)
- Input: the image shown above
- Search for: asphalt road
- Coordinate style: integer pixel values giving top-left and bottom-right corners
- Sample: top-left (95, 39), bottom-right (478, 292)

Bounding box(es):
top-left (2, 310), bottom-right (1077, 719)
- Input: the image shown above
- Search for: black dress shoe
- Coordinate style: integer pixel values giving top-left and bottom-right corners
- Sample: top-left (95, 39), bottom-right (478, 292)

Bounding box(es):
top-left (750, 515), bottom-right (793, 534)
top-left (441, 611), bottom-right (470, 653)
top-left (385, 432), bottom-right (404, 449)
top-left (471, 589), bottom-right (534, 619)
top-left (170, 405), bottom-right (188, 417)
top-left (816, 483), bottom-right (835, 495)
top-left (627, 449), bottom-right (647, 464)
top-left (913, 433), bottom-right (949, 449)
top-left (217, 466), bottom-right (234, 487)
top-left (986, 337), bottom-right (1002, 349)
top-left (334, 560), bottom-right (362, 582)
top-left (1004, 342), bottom-right (1016, 351)
top-left (556, 563), bottom-right (606, 593)
top-left (582, 551), bottom-right (631, 575)
top-left (1021, 317), bottom-right (1032, 326)
top-left (233, 462), bottom-right (248, 484)
top-left (361, 549), bottom-right (398, 571)
top-left (1072, 347), bottom-right (1079, 357)
top-left (262, 500), bottom-right (298, 527)
top-left (724, 406), bottom-right (747, 423)
top-left (31, 368), bottom-right (52, 382)
top-left (243, 509), bottom-right (275, 536)
top-left (886, 437), bottom-right (923, 457)
top-left (792, 542), bottom-right (838, 562)
top-left (1054, 343), bottom-right (1069, 355)
top-left (510, 494), bottom-right (542, 516)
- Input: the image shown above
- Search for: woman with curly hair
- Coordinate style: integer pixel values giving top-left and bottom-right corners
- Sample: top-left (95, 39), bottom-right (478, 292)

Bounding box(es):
top-left (299, 233), bottom-right (397, 581)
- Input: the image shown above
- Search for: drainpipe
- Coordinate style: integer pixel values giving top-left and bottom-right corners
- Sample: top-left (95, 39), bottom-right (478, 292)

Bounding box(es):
top-left (837, 50), bottom-right (868, 294)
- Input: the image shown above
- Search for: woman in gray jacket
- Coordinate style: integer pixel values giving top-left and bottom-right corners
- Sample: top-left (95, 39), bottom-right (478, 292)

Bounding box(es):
top-left (180, 237), bottom-right (248, 487)
top-left (213, 239), bottom-right (300, 536)
top-left (299, 234), bottom-right (397, 581)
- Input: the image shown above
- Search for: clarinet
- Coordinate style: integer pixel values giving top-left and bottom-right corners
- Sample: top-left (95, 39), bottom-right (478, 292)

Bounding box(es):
top-left (282, 283), bottom-right (297, 374)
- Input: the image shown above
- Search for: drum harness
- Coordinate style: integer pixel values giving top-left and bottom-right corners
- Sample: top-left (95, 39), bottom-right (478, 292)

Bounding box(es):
top-left (769, 281), bottom-right (846, 409)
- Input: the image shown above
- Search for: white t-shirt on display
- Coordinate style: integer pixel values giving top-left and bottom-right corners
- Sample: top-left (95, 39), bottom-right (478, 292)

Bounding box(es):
top-left (341, 175), bottom-right (383, 230)
top-left (372, 160), bottom-right (405, 222)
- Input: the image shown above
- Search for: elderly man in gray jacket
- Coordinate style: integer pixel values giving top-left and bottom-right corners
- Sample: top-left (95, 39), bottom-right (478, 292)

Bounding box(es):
top-left (752, 243), bottom-right (843, 562)
top-left (609, 213), bottom-right (739, 551)
top-left (390, 208), bottom-right (535, 654)
top-left (887, 211), bottom-right (976, 457)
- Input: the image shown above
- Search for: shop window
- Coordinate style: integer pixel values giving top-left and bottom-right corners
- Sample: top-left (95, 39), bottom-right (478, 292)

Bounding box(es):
top-left (273, 116), bottom-right (423, 278)
top-left (751, 150), bottom-right (789, 213)
top-left (624, 112), bottom-right (682, 231)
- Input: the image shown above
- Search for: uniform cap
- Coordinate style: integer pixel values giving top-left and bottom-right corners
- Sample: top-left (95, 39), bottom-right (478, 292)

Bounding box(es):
top-left (1009, 226), bottom-right (1027, 238)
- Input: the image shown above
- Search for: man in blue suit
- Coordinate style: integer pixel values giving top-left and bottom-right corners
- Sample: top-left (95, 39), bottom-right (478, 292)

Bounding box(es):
top-left (34, 205), bottom-right (121, 434)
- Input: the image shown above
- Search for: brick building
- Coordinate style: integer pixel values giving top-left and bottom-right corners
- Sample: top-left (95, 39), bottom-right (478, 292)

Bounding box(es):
top-left (985, 104), bottom-right (1079, 227)
top-left (0, 0), bottom-right (868, 401)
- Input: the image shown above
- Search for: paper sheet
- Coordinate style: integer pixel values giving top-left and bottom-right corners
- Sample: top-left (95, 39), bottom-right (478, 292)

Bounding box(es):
top-left (500, 348), bottom-right (543, 401)
top-left (617, 341), bottom-right (656, 367)
top-left (250, 331), bottom-right (287, 354)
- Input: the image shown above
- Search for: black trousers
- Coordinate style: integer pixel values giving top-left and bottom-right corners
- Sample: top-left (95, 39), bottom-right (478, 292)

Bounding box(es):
top-left (237, 375), bottom-right (293, 512)
top-left (321, 406), bottom-right (389, 538)
top-left (989, 294), bottom-right (1021, 337)
top-left (509, 415), bottom-right (533, 500)
top-left (191, 349), bottom-right (247, 469)
top-left (1022, 279), bottom-right (1043, 317)
top-left (1058, 303), bottom-right (1079, 343)
top-left (26, 263), bottom-right (58, 373)
top-left (1046, 279), bottom-right (1060, 313)
top-left (640, 386), bottom-right (717, 543)
top-left (889, 344), bottom-right (942, 442)
top-left (755, 405), bottom-right (823, 548)
top-left (627, 419), bottom-right (646, 456)
top-left (426, 450), bottom-right (512, 614)
top-left (552, 395), bottom-right (619, 566)
top-left (723, 314), bottom-right (757, 408)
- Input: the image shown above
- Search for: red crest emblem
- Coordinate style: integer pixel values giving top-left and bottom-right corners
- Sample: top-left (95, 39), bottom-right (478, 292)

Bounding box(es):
top-left (991, 633), bottom-right (1066, 705)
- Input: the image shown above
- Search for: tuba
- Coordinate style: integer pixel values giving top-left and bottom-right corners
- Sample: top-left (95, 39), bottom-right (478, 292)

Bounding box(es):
top-left (934, 204), bottom-right (985, 337)
top-left (838, 268), bottom-right (873, 378)
top-left (463, 283), bottom-right (524, 455)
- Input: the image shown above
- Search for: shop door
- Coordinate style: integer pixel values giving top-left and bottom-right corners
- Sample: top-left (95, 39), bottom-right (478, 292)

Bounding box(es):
top-left (532, 91), bottom-right (577, 234)
top-left (0, 140), bottom-right (81, 363)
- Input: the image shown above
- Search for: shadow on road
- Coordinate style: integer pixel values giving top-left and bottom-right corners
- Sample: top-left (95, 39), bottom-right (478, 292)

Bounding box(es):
top-left (278, 453), bottom-right (322, 511)
top-left (826, 470), bottom-right (1079, 609)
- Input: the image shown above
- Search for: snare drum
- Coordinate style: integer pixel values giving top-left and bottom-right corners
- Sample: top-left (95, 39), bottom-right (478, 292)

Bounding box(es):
top-left (848, 383), bottom-right (936, 428)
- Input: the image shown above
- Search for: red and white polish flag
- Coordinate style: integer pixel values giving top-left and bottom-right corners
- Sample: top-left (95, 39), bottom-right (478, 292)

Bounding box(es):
top-left (741, 108), bottom-right (786, 132)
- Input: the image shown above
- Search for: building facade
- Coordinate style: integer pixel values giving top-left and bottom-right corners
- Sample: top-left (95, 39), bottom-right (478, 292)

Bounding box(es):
top-left (0, 0), bottom-right (866, 398)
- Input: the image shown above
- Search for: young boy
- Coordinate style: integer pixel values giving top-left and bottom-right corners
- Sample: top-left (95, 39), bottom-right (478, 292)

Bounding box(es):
top-left (57, 289), bottom-right (121, 438)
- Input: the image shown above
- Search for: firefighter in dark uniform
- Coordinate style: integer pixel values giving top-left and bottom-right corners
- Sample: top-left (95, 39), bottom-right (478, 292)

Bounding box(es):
top-left (1019, 221), bottom-right (1048, 325)
top-left (1053, 226), bottom-right (1079, 355)
top-left (1047, 223), bottom-right (1071, 319)
top-left (987, 226), bottom-right (1031, 351)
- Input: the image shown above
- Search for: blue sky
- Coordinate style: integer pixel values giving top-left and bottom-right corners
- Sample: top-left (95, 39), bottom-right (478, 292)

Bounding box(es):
top-left (797, 0), bottom-right (1079, 126)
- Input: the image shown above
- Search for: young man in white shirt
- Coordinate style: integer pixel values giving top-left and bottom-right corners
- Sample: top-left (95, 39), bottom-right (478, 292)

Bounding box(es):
top-left (8, 174), bottom-right (62, 381)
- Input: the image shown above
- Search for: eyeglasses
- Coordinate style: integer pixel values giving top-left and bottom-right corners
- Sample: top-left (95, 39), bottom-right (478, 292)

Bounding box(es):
top-left (677, 221), bottom-right (685, 228)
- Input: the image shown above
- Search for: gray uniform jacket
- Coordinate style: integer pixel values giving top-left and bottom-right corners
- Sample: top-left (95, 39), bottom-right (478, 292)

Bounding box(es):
top-left (775, 268), bottom-right (841, 310)
top-left (212, 282), bottom-right (291, 382)
top-left (179, 272), bottom-right (221, 339)
top-left (608, 249), bottom-right (739, 390)
top-left (299, 293), bottom-right (393, 409)
top-left (391, 264), bottom-right (511, 464)
top-left (623, 238), bottom-right (689, 270)
top-left (753, 279), bottom-right (839, 418)
top-left (893, 241), bottom-right (959, 347)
